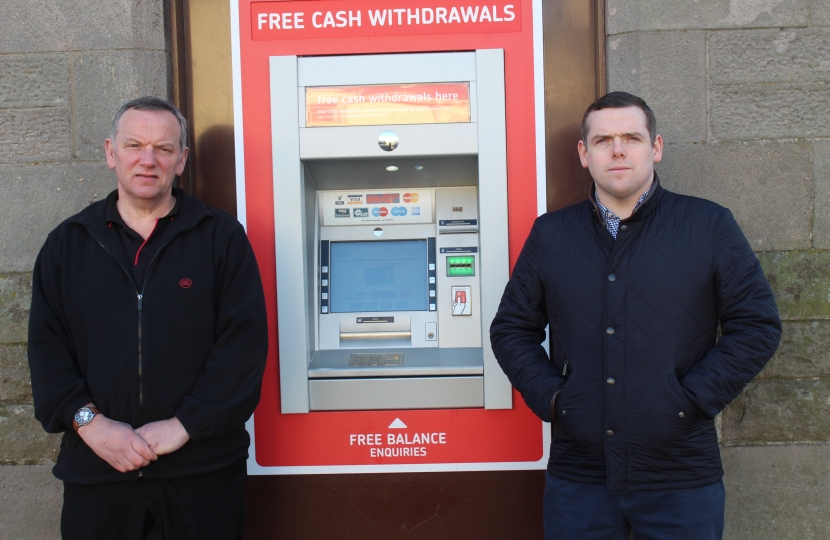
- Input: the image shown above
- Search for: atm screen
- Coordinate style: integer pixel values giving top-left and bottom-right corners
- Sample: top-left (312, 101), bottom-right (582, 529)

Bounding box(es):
top-left (329, 240), bottom-right (428, 313)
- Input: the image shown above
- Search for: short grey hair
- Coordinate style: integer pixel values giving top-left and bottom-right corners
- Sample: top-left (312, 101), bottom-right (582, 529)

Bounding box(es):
top-left (110, 96), bottom-right (188, 151)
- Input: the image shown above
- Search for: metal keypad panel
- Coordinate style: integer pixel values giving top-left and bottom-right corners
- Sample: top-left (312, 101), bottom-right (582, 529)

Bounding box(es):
top-left (349, 353), bottom-right (404, 366)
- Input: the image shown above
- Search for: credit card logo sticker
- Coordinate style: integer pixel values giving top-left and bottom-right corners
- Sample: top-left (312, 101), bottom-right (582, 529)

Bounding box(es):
top-left (347, 195), bottom-right (363, 204)
top-left (335, 195), bottom-right (344, 205)
top-left (391, 206), bottom-right (407, 217)
top-left (403, 192), bottom-right (420, 203)
top-left (353, 208), bottom-right (369, 218)
top-left (372, 207), bottom-right (389, 217)
top-left (412, 206), bottom-right (421, 216)
top-left (335, 209), bottom-right (350, 218)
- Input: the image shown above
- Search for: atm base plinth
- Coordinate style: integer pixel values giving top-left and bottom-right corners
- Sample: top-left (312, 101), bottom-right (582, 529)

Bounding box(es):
top-left (308, 376), bottom-right (483, 411)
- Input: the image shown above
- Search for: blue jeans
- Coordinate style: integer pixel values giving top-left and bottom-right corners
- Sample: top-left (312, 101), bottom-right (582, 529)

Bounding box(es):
top-left (544, 472), bottom-right (725, 540)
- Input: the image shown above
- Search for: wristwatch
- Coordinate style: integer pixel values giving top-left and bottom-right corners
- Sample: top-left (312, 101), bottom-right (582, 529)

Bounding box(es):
top-left (73, 406), bottom-right (101, 432)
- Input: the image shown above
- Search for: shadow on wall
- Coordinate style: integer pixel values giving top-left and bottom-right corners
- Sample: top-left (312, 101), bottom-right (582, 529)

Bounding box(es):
top-left (546, 123), bottom-right (593, 212)
top-left (195, 124), bottom-right (237, 217)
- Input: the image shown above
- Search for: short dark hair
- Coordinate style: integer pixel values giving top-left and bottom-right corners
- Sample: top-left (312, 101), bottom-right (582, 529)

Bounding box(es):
top-left (110, 96), bottom-right (188, 151)
top-left (580, 91), bottom-right (657, 143)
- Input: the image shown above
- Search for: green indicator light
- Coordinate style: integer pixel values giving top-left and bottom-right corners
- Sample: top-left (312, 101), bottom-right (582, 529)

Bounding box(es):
top-left (447, 255), bottom-right (475, 277)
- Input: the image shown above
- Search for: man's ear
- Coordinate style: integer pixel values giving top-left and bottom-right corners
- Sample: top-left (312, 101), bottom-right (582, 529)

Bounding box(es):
top-left (577, 140), bottom-right (589, 169)
top-left (104, 139), bottom-right (117, 170)
top-left (652, 134), bottom-right (663, 163)
top-left (175, 146), bottom-right (189, 176)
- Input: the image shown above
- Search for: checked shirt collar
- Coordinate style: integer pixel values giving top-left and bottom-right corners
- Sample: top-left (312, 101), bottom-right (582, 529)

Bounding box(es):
top-left (595, 181), bottom-right (654, 239)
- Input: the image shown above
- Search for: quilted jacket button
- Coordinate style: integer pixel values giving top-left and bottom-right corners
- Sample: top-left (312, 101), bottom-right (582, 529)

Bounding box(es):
top-left (606, 430), bottom-right (614, 437)
top-left (608, 274), bottom-right (616, 281)
top-left (606, 327), bottom-right (615, 335)
top-left (619, 224), bottom-right (629, 232)
top-left (678, 412), bottom-right (685, 418)
top-left (607, 377), bottom-right (615, 385)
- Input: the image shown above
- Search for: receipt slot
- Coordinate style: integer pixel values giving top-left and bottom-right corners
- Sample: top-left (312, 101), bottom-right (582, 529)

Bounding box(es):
top-left (271, 52), bottom-right (511, 413)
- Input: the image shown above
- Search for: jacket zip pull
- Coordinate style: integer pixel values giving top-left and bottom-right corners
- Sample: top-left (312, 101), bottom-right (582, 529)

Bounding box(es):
top-left (562, 359), bottom-right (569, 377)
top-left (137, 294), bottom-right (143, 311)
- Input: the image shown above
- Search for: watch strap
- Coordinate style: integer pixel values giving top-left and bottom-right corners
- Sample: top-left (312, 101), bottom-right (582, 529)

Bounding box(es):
top-left (72, 406), bottom-right (101, 432)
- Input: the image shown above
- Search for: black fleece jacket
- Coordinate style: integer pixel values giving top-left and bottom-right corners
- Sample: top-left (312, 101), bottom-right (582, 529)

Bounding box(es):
top-left (28, 189), bottom-right (268, 484)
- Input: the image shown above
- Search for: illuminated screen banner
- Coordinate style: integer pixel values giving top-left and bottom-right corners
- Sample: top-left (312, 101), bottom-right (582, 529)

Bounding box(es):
top-left (306, 83), bottom-right (470, 127)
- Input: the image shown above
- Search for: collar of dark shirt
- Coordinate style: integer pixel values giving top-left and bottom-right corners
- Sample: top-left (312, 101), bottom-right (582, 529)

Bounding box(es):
top-left (105, 188), bottom-right (182, 236)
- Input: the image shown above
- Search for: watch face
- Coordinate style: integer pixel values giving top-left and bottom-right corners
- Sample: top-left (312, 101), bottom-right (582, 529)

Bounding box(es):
top-left (75, 407), bottom-right (95, 426)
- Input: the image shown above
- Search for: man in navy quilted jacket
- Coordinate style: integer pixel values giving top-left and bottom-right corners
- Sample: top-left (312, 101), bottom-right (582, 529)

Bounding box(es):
top-left (490, 92), bottom-right (781, 540)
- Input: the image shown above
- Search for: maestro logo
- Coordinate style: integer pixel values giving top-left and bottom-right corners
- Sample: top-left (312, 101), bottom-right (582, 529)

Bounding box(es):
top-left (371, 207), bottom-right (389, 217)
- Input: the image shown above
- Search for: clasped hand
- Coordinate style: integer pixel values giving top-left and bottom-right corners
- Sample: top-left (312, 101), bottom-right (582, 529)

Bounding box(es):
top-left (78, 413), bottom-right (190, 473)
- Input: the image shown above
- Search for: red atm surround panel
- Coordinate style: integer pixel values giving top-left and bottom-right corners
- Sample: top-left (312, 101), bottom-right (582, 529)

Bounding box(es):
top-left (237, 0), bottom-right (545, 470)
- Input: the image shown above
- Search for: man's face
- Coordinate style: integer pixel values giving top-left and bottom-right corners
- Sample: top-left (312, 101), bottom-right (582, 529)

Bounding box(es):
top-left (577, 106), bottom-right (662, 205)
top-left (105, 109), bottom-right (188, 205)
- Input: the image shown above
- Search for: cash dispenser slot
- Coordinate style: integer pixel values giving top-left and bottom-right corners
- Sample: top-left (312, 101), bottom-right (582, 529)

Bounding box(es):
top-left (340, 332), bottom-right (412, 341)
top-left (339, 316), bottom-right (412, 342)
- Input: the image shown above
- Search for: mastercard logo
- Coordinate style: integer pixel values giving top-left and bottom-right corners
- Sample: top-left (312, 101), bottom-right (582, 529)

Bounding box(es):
top-left (403, 192), bottom-right (420, 203)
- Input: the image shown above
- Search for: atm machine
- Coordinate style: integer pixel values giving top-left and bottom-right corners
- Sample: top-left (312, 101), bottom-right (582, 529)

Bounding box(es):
top-left (270, 51), bottom-right (512, 413)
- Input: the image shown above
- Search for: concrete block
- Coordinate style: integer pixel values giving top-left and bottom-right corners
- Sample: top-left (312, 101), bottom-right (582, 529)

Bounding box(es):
top-left (0, 0), bottom-right (166, 54)
top-left (0, 344), bottom-right (32, 403)
top-left (0, 55), bottom-right (69, 109)
top-left (813, 140), bottom-right (830, 249)
top-left (0, 274), bottom-right (31, 345)
top-left (722, 379), bottom-right (830, 443)
top-left (0, 464), bottom-right (61, 540)
top-left (606, 31), bottom-right (707, 143)
top-left (0, 108), bottom-right (71, 164)
top-left (657, 141), bottom-right (812, 250)
top-left (722, 445), bottom-right (830, 539)
top-left (811, 0), bottom-right (830, 26)
top-left (71, 50), bottom-right (170, 161)
top-left (710, 83), bottom-right (830, 140)
top-left (0, 162), bottom-right (114, 273)
top-left (709, 29), bottom-right (830, 85)
top-left (756, 251), bottom-right (830, 320)
top-left (760, 321), bottom-right (830, 380)
top-left (0, 403), bottom-right (61, 464)
top-left (606, 0), bottom-right (807, 34)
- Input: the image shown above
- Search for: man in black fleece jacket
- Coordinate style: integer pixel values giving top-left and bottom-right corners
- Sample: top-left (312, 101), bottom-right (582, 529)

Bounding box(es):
top-left (490, 92), bottom-right (781, 540)
top-left (28, 97), bottom-right (268, 539)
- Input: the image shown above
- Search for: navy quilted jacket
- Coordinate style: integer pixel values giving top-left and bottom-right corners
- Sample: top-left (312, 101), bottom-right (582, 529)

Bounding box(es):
top-left (490, 178), bottom-right (781, 494)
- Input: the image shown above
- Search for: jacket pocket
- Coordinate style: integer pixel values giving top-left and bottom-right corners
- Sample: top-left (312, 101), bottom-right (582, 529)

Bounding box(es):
top-left (667, 371), bottom-right (699, 421)
top-left (553, 368), bottom-right (575, 421)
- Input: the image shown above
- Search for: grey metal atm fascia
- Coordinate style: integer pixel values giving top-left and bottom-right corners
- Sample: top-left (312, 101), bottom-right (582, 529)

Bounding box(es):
top-left (269, 56), bottom-right (311, 414)
top-left (298, 52), bottom-right (477, 86)
top-left (474, 49), bottom-right (512, 409)
top-left (269, 51), bottom-right (513, 414)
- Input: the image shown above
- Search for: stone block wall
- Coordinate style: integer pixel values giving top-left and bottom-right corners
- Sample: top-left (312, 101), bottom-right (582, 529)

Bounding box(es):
top-left (607, 1), bottom-right (830, 537)
top-left (0, 1), bottom-right (169, 538)
top-left (1, 0), bottom-right (828, 537)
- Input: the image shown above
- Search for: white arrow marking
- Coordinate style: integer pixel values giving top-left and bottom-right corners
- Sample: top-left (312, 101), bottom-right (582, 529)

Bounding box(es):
top-left (388, 418), bottom-right (407, 429)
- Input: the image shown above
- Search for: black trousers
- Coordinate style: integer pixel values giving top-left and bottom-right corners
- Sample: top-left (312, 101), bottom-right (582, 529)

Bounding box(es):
top-left (61, 459), bottom-right (247, 540)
